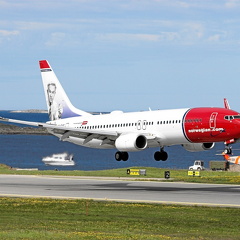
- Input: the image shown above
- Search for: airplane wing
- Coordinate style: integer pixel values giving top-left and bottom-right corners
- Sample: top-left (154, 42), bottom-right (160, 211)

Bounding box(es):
top-left (0, 116), bottom-right (48, 128)
top-left (0, 116), bottom-right (118, 136)
top-left (0, 117), bottom-right (157, 146)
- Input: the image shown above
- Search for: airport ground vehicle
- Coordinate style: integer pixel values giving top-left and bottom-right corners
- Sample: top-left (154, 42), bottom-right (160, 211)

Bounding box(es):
top-left (189, 160), bottom-right (205, 171)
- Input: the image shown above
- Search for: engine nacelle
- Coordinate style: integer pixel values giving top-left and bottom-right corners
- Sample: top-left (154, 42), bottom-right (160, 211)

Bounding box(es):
top-left (115, 133), bottom-right (147, 152)
top-left (182, 142), bottom-right (215, 152)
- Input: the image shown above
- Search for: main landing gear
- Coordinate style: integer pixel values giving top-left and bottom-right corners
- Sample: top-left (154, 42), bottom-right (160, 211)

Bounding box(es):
top-left (114, 148), bottom-right (169, 161)
top-left (154, 148), bottom-right (168, 161)
top-left (115, 151), bottom-right (129, 161)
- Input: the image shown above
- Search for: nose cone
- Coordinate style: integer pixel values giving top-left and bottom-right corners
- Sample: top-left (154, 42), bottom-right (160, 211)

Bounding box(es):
top-left (225, 119), bottom-right (240, 141)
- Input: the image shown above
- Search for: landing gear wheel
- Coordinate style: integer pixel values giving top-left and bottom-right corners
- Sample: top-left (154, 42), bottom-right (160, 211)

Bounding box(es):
top-left (154, 150), bottom-right (168, 161)
top-left (121, 152), bottom-right (129, 161)
top-left (224, 147), bottom-right (232, 155)
top-left (115, 151), bottom-right (129, 161)
top-left (154, 151), bottom-right (161, 161)
top-left (161, 151), bottom-right (168, 161)
top-left (115, 151), bottom-right (122, 161)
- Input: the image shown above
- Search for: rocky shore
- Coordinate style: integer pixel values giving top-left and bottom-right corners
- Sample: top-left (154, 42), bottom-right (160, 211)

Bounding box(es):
top-left (0, 123), bottom-right (49, 135)
top-left (11, 109), bottom-right (48, 113)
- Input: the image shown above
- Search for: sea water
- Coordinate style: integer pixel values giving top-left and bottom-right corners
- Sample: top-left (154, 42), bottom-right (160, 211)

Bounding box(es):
top-left (0, 111), bottom-right (225, 171)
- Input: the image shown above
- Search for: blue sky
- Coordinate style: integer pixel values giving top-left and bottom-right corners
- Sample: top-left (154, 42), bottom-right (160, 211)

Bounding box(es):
top-left (1, 0), bottom-right (240, 112)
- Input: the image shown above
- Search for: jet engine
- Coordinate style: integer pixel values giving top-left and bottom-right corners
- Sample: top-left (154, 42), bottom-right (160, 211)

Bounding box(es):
top-left (115, 133), bottom-right (147, 152)
top-left (182, 143), bottom-right (215, 152)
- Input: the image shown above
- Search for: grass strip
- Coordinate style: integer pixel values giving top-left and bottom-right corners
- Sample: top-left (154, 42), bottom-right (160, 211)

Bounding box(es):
top-left (1, 164), bottom-right (240, 184)
top-left (0, 197), bottom-right (240, 240)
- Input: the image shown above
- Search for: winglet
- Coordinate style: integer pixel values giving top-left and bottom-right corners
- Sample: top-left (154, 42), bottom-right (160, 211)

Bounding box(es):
top-left (224, 98), bottom-right (231, 109)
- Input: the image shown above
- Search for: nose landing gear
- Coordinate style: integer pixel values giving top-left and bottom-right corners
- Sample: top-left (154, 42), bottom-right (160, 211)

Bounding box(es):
top-left (224, 139), bottom-right (235, 155)
top-left (224, 146), bottom-right (232, 155)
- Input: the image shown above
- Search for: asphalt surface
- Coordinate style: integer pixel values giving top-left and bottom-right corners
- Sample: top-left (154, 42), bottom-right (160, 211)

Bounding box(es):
top-left (0, 175), bottom-right (240, 208)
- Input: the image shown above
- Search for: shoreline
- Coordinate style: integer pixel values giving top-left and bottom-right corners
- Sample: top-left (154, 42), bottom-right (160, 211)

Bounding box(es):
top-left (0, 109), bottom-right (48, 113)
top-left (11, 109), bottom-right (48, 113)
top-left (0, 123), bottom-right (49, 135)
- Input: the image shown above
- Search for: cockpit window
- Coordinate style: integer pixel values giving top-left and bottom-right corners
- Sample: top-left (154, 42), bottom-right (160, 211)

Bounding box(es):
top-left (224, 115), bottom-right (240, 120)
top-left (224, 116), bottom-right (233, 120)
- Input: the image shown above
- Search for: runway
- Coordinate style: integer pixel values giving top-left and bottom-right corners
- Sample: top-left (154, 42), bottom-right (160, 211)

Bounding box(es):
top-left (0, 174), bottom-right (240, 208)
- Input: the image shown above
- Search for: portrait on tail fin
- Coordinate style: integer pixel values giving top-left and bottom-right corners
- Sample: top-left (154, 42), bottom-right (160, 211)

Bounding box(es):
top-left (47, 82), bottom-right (63, 120)
top-left (40, 60), bottom-right (90, 121)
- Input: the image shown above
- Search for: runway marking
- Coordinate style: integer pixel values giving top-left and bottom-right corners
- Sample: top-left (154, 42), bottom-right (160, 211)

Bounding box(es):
top-left (1, 193), bottom-right (240, 208)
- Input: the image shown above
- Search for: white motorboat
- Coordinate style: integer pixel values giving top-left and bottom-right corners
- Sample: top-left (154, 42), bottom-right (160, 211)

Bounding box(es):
top-left (42, 153), bottom-right (75, 166)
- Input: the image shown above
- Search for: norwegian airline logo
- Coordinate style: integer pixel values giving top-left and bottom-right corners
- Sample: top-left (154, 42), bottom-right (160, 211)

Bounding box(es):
top-left (188, 128), bottom-right (224, 133)
top-left (82, 121), bottom-right (88, 125)
top-left (188, 112), bottom-right (224, 133)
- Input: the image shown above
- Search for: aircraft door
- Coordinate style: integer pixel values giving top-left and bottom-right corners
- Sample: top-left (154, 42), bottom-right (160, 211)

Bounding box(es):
top-left (137, 120), bottom-right (147, 130)
top-left (142, 120), bottom-right (147, 130)
top-left (137, 120), bottom-right (141, 130)
top-left (210, 112), bottom-right (218, 129)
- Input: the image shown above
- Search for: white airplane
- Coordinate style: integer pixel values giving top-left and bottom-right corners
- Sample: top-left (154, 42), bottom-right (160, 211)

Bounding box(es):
top-left (1, 60), bottom-right (240, 161)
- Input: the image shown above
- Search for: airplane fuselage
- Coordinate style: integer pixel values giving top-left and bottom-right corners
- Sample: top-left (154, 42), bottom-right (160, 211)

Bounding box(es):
top-left (49, 107), bottom-right (240, 150)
